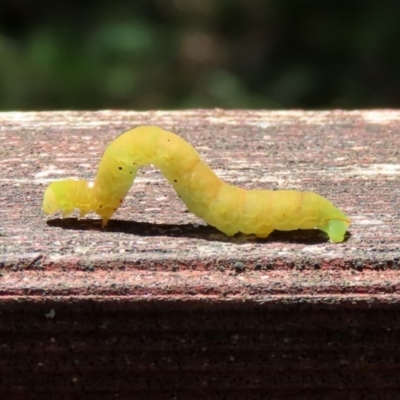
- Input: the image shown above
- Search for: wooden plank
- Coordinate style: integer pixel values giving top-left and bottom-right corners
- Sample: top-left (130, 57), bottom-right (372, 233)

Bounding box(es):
top-left (0, 110), bottom-right (399, 399)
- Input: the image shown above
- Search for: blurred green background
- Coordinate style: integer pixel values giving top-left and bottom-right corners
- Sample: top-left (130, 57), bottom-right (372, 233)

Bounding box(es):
top-left (1, 0), bottom-right (400, 110)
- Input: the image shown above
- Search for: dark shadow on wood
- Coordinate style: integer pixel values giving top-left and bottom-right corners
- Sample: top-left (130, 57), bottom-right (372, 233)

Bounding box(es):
top-left (46, 217), bottom-right (351, 245)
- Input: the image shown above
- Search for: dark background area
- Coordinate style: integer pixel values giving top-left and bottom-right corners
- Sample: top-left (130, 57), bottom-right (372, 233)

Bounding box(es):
top-left (1, 0), bottom-right (400, 111)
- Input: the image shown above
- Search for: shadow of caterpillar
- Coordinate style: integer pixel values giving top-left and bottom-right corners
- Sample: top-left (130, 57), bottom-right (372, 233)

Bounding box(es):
top-left (43, 126), bottom-right (351, 242)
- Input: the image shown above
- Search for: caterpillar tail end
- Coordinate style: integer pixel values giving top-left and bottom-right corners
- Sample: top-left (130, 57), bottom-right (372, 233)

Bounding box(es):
top-left (319, 218), bottom-right (351, 243)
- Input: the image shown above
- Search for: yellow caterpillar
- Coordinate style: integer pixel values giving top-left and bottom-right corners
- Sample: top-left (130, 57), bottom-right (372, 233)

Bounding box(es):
top-left (43, 126), bottom-right (351, 242)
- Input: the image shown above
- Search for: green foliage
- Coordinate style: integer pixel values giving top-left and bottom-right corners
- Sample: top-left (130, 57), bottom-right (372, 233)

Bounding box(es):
top-left (0, 0), bottom-right (400, 110)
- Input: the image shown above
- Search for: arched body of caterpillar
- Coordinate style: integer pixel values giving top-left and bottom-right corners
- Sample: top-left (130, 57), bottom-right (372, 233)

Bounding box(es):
top-left (43, 126), bottom-right (351, 242)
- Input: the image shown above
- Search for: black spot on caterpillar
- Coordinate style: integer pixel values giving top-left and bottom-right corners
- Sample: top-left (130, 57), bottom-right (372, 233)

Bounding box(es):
top-left (43, 126), bottom-right (351, 242)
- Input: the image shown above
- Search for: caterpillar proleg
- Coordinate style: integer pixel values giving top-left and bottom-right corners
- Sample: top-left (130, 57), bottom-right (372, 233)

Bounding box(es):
top-left (43, 126), bottom-right (351, 242)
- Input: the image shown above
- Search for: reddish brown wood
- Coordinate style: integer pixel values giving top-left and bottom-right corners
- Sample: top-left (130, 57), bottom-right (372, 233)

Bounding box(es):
top-left (0, 110), bottom-right (399, 399)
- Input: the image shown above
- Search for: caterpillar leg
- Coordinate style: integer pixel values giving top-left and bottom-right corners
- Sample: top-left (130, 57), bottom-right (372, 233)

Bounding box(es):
top-left (255, 228), bottom-right (274, 239)
top-left (218, 226), bottom-right (239, 236)
top-left (79, 210), bottom-right (89, 218)
top-left (318, 219), bottom-right (349, 243)
top-left (95, 207), bottom-right (116, 227)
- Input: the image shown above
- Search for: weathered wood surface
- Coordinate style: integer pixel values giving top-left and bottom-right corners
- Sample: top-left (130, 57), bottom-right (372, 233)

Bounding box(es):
top-left (0, 110), bottom-right (399, 399)
top-left (1, 110), bottom-right (399, 299)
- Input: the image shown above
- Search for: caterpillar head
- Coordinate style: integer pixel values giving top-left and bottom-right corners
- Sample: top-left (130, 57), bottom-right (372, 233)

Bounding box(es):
top-left (42, 180), bottom-right (81, 217)
top-left (42, 183), bottom-right (60, 215)
top-left (43, 179), bottom-right (93, 219)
